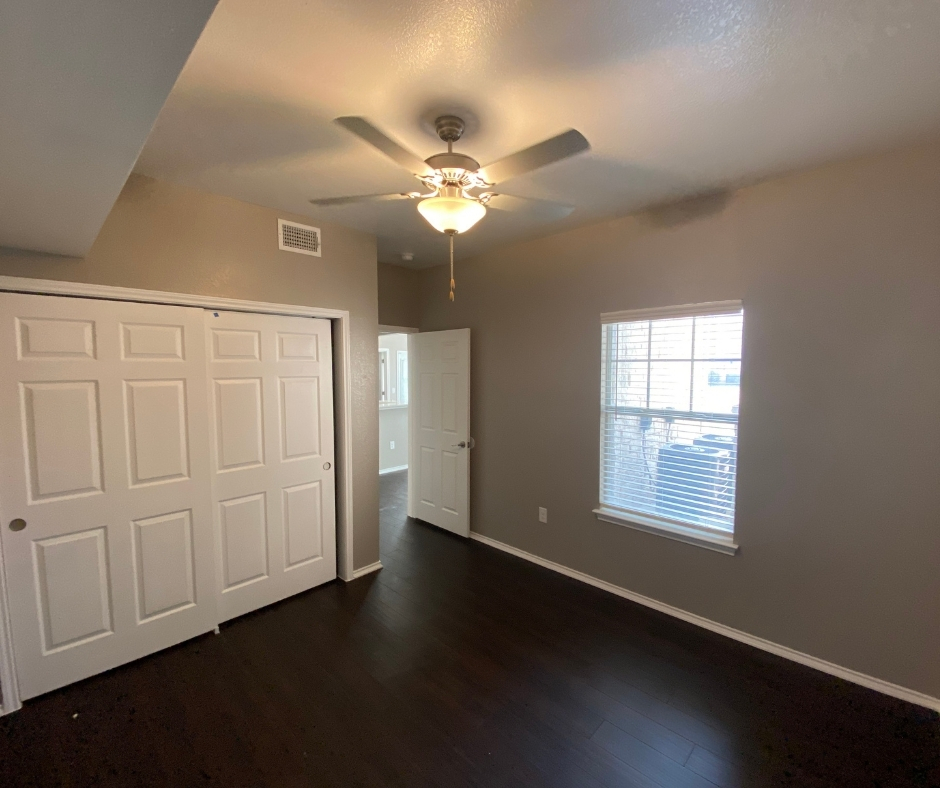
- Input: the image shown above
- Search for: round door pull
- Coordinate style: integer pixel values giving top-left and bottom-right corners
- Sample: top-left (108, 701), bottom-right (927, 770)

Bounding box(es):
top-left (9, 518), bottom-right (26, 532)
top-left (323, 462), bottom-right (331, 471)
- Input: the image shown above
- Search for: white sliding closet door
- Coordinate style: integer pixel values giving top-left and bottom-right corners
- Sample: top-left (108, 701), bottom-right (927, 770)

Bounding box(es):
top-left (206, 311), bottom-right (336, 622)
top-left (0, 293), bottom-right (217, 700)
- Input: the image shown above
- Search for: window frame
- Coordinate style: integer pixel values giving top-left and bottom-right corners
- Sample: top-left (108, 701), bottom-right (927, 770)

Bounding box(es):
top-left (378, 348), bottom-right (390, 404)
top-left (594, 300), bottom-right (743, 555)
top-left (397, 350), bottom-right (409, 405)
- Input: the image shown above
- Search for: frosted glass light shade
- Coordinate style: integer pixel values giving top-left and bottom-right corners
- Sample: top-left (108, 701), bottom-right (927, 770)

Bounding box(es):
top-left (417, 195), bottom-right (486, 234)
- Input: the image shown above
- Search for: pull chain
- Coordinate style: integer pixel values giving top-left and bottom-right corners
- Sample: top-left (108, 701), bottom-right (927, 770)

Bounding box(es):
top-left (448, 231), bottom-right (456, 301)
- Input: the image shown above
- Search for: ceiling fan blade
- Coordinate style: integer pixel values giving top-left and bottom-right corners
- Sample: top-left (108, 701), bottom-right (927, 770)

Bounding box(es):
top-left (335, 117), bottom-right (435, 177)
top-left (309, 192), bottom-right (418, 207)
top-left (479, 129), bottom-right (590, 185)
top-left (483, 193), bottom-right (575, 220)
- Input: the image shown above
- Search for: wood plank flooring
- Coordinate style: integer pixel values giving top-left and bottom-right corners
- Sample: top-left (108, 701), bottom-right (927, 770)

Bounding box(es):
top-left (2, 469), bottom-right (938, 786)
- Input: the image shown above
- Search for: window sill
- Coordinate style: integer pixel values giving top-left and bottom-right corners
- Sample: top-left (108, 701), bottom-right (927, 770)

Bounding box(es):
top-left (379, 403), bottom-right (408, 410)
top-left (592, 507), bottom-right (738, 555)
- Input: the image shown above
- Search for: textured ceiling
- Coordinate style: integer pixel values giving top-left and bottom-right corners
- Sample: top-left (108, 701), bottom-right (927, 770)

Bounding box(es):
top-left (136, 0), bottom-right (940, 269)
top-left (0, 0), bottom-right (218, 256)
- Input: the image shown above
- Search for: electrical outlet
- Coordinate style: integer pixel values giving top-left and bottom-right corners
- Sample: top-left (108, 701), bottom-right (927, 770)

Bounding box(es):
top-left (390, 440), bottom-right (395, 450)
top-left (538, 507), bottom-right (548, 523)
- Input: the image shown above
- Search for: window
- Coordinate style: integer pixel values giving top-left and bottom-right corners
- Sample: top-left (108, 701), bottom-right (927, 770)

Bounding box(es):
top-left (378, 349), bottom-right (390, 403)
top-left (595, 301), bottom-right (743, 553)
top-left (397, 350), bottom-right (409, 405)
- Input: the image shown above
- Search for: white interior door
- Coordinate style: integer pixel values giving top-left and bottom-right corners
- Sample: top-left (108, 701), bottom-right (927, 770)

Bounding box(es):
top-left (408, 329), bottom-right (471, 537)
top-left (206, 310), bottom-right (336, 622)
top-left (0, 293), bottom-right (217, 699)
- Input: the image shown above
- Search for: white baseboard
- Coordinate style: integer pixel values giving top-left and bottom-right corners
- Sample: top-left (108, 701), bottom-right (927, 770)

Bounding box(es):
top-left (379, 465), bottom-right (408, 476)
top-left (469, 531), bottom-right (940, 713)
top-left (351, 561), bottom-right (383, 579)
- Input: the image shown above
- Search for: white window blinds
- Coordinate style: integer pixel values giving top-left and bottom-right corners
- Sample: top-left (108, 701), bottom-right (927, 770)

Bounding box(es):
top-left (600, 302), bottom-right (743, 536)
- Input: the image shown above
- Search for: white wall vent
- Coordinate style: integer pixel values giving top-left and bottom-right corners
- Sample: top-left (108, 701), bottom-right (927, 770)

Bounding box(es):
top-left (278, 219), bottom-right (321, 257)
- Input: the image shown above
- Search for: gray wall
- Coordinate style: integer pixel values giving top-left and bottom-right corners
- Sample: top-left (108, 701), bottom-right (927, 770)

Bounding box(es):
top-left (416, 139), bottom-right (940, 697)
top-left (377, 261), bottom-right (422, 329)
top-left (0, 173), bottom-right (382, 570)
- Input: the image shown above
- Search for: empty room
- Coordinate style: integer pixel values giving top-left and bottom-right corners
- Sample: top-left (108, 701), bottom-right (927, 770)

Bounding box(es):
top-left (1, 1), bottom-right (939, 785)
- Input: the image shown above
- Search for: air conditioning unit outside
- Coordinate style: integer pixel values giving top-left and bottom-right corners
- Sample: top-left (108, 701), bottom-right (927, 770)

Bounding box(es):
top-left (656, 443), bottom-right (734, 526)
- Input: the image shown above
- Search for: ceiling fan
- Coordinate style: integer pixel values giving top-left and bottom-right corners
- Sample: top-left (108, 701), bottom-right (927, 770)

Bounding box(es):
top-left (312, 115), bottom-right (590, 300)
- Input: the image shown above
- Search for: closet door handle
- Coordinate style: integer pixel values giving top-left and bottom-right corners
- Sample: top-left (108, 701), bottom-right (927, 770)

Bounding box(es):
top-left (9, 518), bottom-right (26, 532)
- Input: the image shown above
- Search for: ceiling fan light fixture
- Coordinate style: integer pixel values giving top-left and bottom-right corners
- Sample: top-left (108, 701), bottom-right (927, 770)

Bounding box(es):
top-left (324, 114), bottom-right (590, 302)
top-left (417, 194), bottom-right (486, 234)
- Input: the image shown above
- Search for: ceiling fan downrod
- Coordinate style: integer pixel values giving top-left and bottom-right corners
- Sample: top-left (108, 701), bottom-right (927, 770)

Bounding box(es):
top-left (448, 230), bottom-right (456, 302)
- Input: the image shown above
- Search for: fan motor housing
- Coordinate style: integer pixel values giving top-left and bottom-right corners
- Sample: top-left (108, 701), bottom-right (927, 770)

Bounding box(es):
top-left (434, 114), bottom-right (465, 143)
top-left (425, 152), bottom-right (480, 173)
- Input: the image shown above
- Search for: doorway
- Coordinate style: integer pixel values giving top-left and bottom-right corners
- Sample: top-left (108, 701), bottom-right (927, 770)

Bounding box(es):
top-left (378, 331), bottom-right (411, 478)
top-left (378, 327), bottom-right (416, 558)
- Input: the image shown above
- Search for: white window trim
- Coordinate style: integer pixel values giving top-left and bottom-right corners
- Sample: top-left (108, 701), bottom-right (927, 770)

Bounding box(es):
top-left (397, 349), bottom-right (408, 406)
top-left (378, 348), bottom-right (390, 403)
top-left (601, 299), bottom-right (742, 324)
top-left (593, 507), bottom-right (739, 555)
top-left (597, 299), bottom-right (743, 554)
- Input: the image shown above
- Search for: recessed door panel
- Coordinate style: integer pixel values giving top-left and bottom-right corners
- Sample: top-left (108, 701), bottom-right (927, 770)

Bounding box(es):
top-left (441, 451), bottom-right (458, 515)
top-left (420, 447), bottom-right (436, 506)
top-left (441, 373), bottom-right (458, 435)
top-left (21, 381), bottom-right (103, 502)
top-left (420, 374), bottom-right (435, 430)
top-left (33, 528), bottom-right (112, 653)
top-left (17, 317), bottom-right (96, 359)
top-left (212, 329), bottom-right (260, 360)
top-left (419, 342), bottom-right (437, 363)
top-left (283, 481), bottom-right (322, 568)
top-left (125, 380), bottom-right (189, 486)
top-left (133, 510), bottom-right (196, 622)
top-left (219, 493), bottom-right (268, 590)
top-left (214, 378), bottom-right (264, 470)
top-left (278, 332), bottom-right (318, 360)
top-left (121, 323), bottom-right (184, 360)
top-left (280, 377), bottom-right (320, 460)
top-left (442, 340), bottom-right (459, 363)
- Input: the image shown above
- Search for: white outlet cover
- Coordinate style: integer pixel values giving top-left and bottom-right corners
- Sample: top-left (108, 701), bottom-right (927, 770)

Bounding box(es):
top-left (390, 440), bottom-right (395, 450)
top-left (538, 507), bottom-right (548, 523)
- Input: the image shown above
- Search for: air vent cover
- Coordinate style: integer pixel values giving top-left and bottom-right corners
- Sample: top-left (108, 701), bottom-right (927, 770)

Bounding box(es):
top-left (278, 219), bottom-right (321, 257)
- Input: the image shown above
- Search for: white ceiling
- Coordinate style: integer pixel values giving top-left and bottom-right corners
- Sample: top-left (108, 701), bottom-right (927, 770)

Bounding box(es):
top-left (136, 0), bottom-right (940, 269)
top-left (0, 0), bottom-right (218, 256)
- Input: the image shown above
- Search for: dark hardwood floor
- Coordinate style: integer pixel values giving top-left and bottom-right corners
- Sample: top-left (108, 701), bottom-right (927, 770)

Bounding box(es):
top-left (2, 469), bottom-right (938, 786)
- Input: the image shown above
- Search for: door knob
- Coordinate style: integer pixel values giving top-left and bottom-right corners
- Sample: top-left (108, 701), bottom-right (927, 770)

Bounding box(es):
top-left (9, 518), bottom-right (26, 532)
top-left (455, 441), bottom-right (468, 449)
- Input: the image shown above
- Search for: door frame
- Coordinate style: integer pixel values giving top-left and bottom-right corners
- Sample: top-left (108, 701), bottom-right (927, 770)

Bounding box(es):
top-left (0, 275), bottom-right (358, 715)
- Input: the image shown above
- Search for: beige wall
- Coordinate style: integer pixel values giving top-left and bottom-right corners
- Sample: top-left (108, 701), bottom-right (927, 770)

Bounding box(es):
top-left (377, 261), bottom-right (421, 329)
top-left (416, 139), bottom-right (940, 697)
top-left (0, 173), bottom-right (381, 570)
